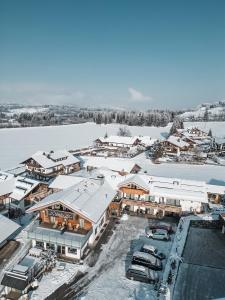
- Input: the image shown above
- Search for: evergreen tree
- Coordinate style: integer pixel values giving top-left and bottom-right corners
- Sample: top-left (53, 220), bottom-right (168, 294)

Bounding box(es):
top-left (208, 129), bottom-right (212, 137)
top-left (169, 118), bottom-right (184, 135)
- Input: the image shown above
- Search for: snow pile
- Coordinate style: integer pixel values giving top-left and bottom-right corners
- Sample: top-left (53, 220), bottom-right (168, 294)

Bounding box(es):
top-left (121, 214), bottom-right (129, 221)
top-left (30, 263), bottom-right (87, 300)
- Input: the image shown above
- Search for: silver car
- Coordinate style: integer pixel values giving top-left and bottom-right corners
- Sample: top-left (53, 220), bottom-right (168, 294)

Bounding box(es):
top-left (146, 228), bottom-right (170, 241)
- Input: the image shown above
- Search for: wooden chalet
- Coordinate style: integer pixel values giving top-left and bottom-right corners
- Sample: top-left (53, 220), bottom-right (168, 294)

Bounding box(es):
top-left (162, 136), bottom-right (191, 153)
top-left (0, 172), bottom-right (15, 213)
top-left (21, 150), bottom-right (80, 181)
top-left (94, 136), bottom-right (141, 148)
top-left (111, 174), bottom-right (209, 217)
top-left (214, 137), bottom-right (225, 153)
top-left (9, 176), bottom-right (50, 214)
top-left (26, 179), bottom-right (117, 260)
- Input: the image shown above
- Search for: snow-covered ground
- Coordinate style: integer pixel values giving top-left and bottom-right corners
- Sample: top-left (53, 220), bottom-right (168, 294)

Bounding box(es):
top-left (30, 262), bottom-right (87, 300)
top-left (77, 216), bottom-right (176, 300)
top-left (131, 153), bottom-right (225, 184)
top-left (0, 122), bottom-right (168, 170)
top-left (0, 122), bottom-right (224, 183)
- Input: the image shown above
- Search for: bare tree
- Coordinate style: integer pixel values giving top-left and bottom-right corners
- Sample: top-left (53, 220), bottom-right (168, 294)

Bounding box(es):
top-left (117, 126), bottom-right (131, 137)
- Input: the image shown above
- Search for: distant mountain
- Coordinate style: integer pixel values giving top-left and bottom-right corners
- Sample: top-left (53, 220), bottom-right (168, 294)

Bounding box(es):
top-left (179, 100), bottom-right (225, 121)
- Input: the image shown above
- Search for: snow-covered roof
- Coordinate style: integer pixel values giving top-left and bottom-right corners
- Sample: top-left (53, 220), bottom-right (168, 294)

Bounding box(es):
top-left (138, 136), bottom-right (156, 147)
top-left (0, 215), bottom-right (21, 245)
top-left (119, 174), bottom-right (208, 203)
top-left (22, 150), bottom-right (80, 169)
top-left (82, 156), bottom-right (141, 173)
top-left (149, 175), bottom-right (208, 203)
top-left (214, 137), bottom-right (225, 145)
top-left (0, 171), bottom-right (15, 197)
top-left (27, 179), bottom-right (117, 224)
top-left (206, 184), bottom-right (225, 195)
top-left (96, 136), bottom-right (140, 145)
top-left (166, 136), bottom-right (190, 148)
top-left (10, 176), bottom-right (40, 201)
top-left (118, 174), bottom-right (150, 191)
top-left (49, 175), bottom-right (85, 190)
top-left (97, 169), bottom-right (134, 190)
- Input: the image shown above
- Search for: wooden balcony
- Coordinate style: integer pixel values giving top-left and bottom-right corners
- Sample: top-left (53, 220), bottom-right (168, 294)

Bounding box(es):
top-left (29, 189), bottom-right (52, 201)
top-left (26, 166), bottom-right (64, 177)
top-left (38, 221), bottom-right (89, 236)
top-left (119, 187), bottom-right (149, 195)
top-left (122, 198), bottom-right (182, 214)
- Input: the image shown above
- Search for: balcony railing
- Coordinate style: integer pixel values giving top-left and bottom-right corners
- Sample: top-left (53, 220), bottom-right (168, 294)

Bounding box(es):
top-left (28, 221), bottom-right (92, 248)
top-left (121, 198), bottom-right (182, 213)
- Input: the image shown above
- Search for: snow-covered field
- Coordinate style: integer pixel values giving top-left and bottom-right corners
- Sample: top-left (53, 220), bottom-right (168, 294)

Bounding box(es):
top-left (0, 122), bottom-right (168, 170)
top-left (0, 122), bottom-right (224, 183)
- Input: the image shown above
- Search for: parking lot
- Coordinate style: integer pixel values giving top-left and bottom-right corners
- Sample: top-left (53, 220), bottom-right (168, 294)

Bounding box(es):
top-left (77, 216), bottom-right (177, 300)
top-left (174, 226), bottom-right (225, 300)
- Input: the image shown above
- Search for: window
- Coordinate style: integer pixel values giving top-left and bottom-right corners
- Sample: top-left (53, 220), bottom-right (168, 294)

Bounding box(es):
top-left (100, 217), bottom-right (104, 226)
top-left (79, 218), bottom-right (84, 228)
top-left (95, 228), bottom-right (98, 235)
top-left (68, 247), bottom-right (77, 255)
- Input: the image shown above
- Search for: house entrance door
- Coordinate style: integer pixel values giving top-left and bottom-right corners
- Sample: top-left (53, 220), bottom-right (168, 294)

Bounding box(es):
top-left (57, 245), bottom-right (66, 255)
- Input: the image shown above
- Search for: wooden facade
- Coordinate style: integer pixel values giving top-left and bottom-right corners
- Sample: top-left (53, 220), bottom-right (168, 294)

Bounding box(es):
top-left (121, 199), bottom-right (182, 214)
top-left (119, 186), bottom-right (149, 196)
top-left (25, 158), bottom-right (80, 179)
top-left (161, 140), bottom-right (190, 153)
top-left (39, 204), bottom-right (92, 233)
top-left (117, 182), bottom-right (182, 215)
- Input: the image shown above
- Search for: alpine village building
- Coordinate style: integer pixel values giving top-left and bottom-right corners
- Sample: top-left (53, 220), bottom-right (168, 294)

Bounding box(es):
top-left (24, 171), bottom-right (225, 261)
top-left (26, 179), bottom-right (117, 260)
top-left (21, 150), bottom-right (81, 181)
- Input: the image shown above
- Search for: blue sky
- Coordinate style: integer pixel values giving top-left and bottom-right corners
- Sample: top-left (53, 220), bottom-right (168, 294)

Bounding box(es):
top-left (0, 0), bottom-right (225, 109)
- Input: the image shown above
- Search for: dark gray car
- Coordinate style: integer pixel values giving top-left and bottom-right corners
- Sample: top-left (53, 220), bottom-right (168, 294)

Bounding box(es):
top-left (132, 251), bottom-right (162, 270)
top-left (126, 264), bottom-right (159, 284)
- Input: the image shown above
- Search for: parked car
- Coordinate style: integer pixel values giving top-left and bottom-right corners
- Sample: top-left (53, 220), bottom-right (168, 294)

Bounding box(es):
top-left (148, 222), bottom-right (173, 233)
top-left (126, 264), bottom-right (159, 284)
top-left (132, 251), bottom-right (162, 270)
top-left (140, 244), bottom-right (165, 260)
top-left (146, 228), bottom-right (170, 241)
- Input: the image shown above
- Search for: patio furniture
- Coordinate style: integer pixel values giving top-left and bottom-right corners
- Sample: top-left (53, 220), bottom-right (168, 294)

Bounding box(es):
top-left (68, 223), bottom-right (73, 231)
top-left (53, 221), bottom-right (58, 229)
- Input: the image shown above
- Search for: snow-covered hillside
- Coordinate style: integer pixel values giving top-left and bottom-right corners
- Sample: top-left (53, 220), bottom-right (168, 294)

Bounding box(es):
top-left (180, 101), bottom-right (225, 121)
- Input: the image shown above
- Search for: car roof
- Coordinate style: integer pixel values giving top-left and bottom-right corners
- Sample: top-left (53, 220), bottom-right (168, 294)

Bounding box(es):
top-left (133, 251), bottom-right (157, 263)
top-left (129, 264), bottom-right (147, 272)
top-left (142, 244), bottom-right (156, 252)
top-left (158, 222), bottom-right (171, 227)
top-left (153, 229), bottom-right (168, 234)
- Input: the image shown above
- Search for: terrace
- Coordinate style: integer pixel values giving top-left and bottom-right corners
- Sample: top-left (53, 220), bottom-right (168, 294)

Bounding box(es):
top-left (121, 198), bottom-right (182, 214)
top-left (28, 221), bottom-right (92, 249)
top-left (26, 165), bottom-right (64, 177)
top-left (38, 219), bottom-right (89, 236)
